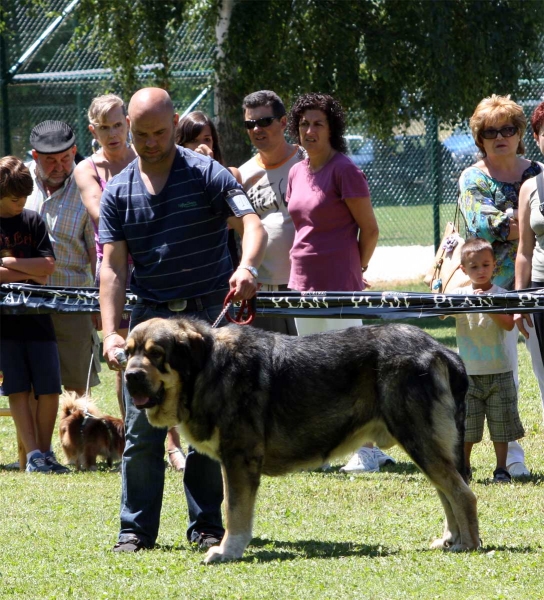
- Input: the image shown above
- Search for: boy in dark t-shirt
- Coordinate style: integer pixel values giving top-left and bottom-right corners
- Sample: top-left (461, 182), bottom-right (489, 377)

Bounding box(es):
top-left (0, 156), bottom-right (67, 473)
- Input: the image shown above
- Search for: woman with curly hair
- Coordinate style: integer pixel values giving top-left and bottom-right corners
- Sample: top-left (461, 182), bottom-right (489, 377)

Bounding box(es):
top-left (286, 93), bottom-right (387, 473)
top-left (286, 93), bottom-right (378, 312)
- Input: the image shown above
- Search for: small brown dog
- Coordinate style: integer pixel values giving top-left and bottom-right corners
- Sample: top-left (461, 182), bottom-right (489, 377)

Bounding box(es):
top-left (59, 392), bottom-right (125, 471)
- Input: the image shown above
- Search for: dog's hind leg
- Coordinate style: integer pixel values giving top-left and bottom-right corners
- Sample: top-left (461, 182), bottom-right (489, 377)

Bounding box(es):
top-left (431, 488), bottom-right (463, 549)
top-left (203, 448), bottom-right (263, 564)
top-left (421, 462), bottom-right (480, 551)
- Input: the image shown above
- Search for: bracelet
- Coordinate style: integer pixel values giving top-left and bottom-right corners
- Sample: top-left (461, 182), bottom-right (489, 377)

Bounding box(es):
top-left (361, 266), bottom-right (368, 273)
top-left (103, 331), bottom-right (119, 341)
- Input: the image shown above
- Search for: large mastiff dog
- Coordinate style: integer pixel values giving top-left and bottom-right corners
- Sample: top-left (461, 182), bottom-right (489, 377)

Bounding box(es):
top-left (124, 317), bottom-right (480, 563)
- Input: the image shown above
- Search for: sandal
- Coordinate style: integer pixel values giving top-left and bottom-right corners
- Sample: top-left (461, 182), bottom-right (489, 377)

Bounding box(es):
top-left (167, 448), bottom-right (186, 471)
top-left (492, 467), bottom-right (511, 484)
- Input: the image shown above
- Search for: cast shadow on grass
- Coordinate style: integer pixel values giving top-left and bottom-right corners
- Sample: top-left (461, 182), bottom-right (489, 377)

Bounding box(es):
top-left (472, 471), bottom-right (544, 486)
top-left (157, 539), bottom-right (399, 562)
top-left (0, 461), bottom-right (122, 473)
top-left (322, 461), bottom-right (421, 477)
top-left (478, 544), bottom-right (540, 553)
top-left (246, 538), bottom-right (400, 562)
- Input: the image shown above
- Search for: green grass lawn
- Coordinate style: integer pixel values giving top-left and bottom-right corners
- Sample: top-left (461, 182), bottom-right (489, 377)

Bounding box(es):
top-left (375, 203), bottom-right (458, 246)
top-left (1, 285), bottom-right (543, 599)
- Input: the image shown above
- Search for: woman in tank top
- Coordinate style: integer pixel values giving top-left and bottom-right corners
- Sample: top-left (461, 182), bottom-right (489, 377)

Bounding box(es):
top-left (74, 94), bottom-right (187, 471)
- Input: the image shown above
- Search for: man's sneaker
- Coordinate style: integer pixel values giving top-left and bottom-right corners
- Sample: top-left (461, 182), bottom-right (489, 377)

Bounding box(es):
top-left (507, 462), bottom-right (530, 478)
top-left (373, 447), bottom-right (396, 467)
top-left (340, 447), bottom-right (379, 473)
top-left (26, 452), bottom-right (52, 473)
top-left (112, 537), bottom-right (150, 552)
top-left (191, 532), bottom-right (223, 550)
top-left (44, 451), bottom-right (71, 474)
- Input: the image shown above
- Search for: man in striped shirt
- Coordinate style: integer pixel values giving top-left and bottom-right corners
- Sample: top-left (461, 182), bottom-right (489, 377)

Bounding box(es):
top-left (25, 120), bottom-right (100, 396)
top-left (100, 88), bottom-right (267, 554)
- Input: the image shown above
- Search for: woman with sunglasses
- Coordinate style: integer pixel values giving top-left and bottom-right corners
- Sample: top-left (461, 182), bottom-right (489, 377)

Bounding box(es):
top-left (459, 94), bottom-right (543, 479)
top-left (286, 93), bottom-right (390, 473)
top-left (459, 94), bottom-right (541, 288)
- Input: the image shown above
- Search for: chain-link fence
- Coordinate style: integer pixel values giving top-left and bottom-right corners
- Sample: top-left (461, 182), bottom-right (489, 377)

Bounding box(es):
top-left (2, 2), bottom-right (544, 248)
top-left (0, 0), bottom-right (215, 161)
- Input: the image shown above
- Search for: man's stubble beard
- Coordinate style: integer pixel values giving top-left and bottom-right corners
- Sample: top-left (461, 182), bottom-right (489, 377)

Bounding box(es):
top-left (36, 161), bottom-right (72, 188)
top-left (138, 130), bottom-right (176, 165)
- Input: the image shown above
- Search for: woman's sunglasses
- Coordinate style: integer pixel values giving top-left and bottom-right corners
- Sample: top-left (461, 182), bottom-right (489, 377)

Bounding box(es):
top-left (244, 116), bottom-right (280, 130)
top-left (480, 126), bottom-right (518, 140)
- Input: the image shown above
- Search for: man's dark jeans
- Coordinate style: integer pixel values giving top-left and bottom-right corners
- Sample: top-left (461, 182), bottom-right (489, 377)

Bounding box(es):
top-left (118, 302), bottom-right (224, 547)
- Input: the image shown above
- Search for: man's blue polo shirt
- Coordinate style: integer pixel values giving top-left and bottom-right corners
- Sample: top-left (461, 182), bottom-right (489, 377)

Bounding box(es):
top-left (99, 146), bottom-right (254, 301)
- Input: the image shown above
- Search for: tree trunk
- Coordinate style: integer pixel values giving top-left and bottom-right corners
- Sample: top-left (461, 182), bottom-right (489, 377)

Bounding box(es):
top-left (214, 0), bottom-right (252, 168)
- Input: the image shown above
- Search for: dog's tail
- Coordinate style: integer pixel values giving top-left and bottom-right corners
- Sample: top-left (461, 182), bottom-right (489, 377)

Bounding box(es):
top-left (59, 391), bottom-right (102, 418)
top-left (443, 352), bottom-right (470, 481)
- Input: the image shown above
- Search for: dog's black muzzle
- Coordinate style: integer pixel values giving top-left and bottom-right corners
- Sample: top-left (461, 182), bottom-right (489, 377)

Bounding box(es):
top-left (125, 369), bottom-right (163, 410)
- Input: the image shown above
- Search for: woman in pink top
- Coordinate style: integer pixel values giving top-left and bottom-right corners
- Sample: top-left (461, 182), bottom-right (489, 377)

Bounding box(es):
top-left (287, 93), bottom-right (389, 473)
top-left (74, 95), bottom-right (185, 471)
top-left (286, 93), bottom-right (379, 305)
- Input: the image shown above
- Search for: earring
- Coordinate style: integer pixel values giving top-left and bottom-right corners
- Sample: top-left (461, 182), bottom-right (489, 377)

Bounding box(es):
top-left (126, 131), bottom-right (133, 146)
top-left (91, 139), bottom-right (100, 153)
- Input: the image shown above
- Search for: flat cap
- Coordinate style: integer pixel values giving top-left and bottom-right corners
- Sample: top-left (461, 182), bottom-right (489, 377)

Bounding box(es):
top-left (30, 120), bottom-right (76, 154)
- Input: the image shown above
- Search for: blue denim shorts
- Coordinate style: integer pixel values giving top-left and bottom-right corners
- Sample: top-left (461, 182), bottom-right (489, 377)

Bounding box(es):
top-left (1, 339), bottom-right (62, 397)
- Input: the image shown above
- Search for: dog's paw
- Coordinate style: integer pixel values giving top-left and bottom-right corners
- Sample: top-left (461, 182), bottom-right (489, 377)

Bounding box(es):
top-left (202, 546), bottom-right (237, 564)
top-left (430, 537), bottom-right (454, 550)
top-left (445, 543), bottom-right (473, 552)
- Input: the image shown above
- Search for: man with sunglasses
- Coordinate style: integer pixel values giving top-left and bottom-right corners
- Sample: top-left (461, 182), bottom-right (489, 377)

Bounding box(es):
top-left (239, 90), bottom-right (305, 334)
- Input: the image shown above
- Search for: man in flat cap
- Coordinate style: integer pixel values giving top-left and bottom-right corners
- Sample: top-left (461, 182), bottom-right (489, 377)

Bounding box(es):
top-left (25, 120), bottom-right (100, 396)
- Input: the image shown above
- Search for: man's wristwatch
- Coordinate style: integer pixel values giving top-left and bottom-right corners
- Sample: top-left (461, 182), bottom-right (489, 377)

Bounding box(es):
top-left (238, 265), bottom-right (258, 279)
top-left (361, 265), bottom-right (368, 273)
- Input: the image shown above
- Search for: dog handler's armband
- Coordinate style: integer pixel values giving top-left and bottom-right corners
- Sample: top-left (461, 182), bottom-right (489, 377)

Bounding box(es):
top-left (224, 189), bottom-right (254, 217)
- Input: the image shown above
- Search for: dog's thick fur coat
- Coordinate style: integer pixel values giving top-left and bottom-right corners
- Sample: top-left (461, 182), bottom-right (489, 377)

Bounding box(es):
top-left (59, 392), bottom-right (125, 471)
top-left (125, 317), bottom-right (480, 563)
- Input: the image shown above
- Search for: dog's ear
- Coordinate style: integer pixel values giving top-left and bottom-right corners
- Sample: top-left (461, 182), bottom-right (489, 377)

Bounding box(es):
top-left (169, 323), bottom-right (208, 377)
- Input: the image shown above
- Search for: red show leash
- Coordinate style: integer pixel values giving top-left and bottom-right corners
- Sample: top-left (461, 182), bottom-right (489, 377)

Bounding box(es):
top-left (211, 289), bottom-right (256, 328)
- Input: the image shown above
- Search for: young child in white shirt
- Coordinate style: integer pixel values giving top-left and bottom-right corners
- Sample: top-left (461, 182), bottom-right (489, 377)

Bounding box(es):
top-left (447, 237), bottom-right (524, 483)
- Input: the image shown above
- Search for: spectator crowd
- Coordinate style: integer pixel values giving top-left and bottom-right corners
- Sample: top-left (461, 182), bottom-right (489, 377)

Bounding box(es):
top-left (1, 88), bottom-right (544, 554)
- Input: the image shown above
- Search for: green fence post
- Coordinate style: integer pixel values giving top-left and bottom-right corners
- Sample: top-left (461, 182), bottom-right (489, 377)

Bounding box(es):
top-left (427, 114), bottom-right (441, 252)
top-left (75, 86), bottom-right (85, 151)
top-left (0, 34), bottom-right (12, 156)
top-left (209, 87), bottom-right (215, 118)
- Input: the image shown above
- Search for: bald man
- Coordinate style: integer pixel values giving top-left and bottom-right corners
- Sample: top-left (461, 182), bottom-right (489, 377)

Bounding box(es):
top-left (99, 88), bottom-right (267, 552)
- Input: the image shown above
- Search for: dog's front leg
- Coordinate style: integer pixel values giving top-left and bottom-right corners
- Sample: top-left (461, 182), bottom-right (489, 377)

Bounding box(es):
top-left (204, 453), bottom-right (262, 564)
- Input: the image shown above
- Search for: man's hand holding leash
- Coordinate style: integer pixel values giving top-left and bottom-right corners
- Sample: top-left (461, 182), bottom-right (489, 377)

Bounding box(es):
top-left (103, 331), bottom-right (126, 371)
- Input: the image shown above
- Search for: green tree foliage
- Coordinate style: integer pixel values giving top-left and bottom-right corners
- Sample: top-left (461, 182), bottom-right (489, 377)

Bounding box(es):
top-left (219, 0), bottom-right (543, 136)
top-left (67, 0), bottom-right (544, 163)
top-left (75, 0), bottom-right (187, 97)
